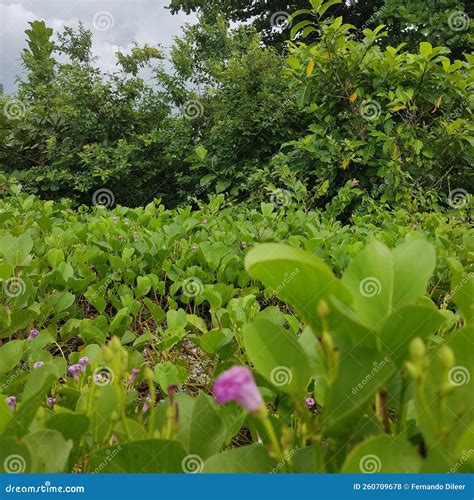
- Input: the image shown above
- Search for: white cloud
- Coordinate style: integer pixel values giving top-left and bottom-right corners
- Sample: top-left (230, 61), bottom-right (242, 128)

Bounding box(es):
top-left (0, 0), bottom-right (196, 92)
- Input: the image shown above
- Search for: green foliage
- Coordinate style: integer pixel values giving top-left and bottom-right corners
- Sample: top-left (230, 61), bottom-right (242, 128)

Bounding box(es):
top-left (0, 173), bottom-right (472, 472)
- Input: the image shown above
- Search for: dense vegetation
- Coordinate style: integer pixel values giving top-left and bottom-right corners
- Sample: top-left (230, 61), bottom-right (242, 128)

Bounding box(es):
top-left (0, 0), bottom-right (472, 474)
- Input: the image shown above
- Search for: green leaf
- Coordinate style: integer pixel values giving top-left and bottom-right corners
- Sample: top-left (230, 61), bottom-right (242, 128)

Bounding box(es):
top-left (245, 243), bottom-right (351, 331)
top-left (341, 435), bottom-right (422, 472)
top-left (89, 440), bottom-right (187, 473)
top-left (243, 317), bottom-right (311, 394)
top-left (323, 346), bottom-right (396, 436)
top-left (0, 340), bottom-right (24, 372)
top-left (342, 239), bottom-right (435, 328)
top-left (46, 412), bottom-right (90, 442)
top-left (378, 304), bottom-right (444, 366)
top-left (203, 443), bottom-right (276, 473)
top-left (23, 430), bottom-right (72, 472)
top-left (189, 393), bottom-right (226, 459)
top-left (0, 437), bottom-right (34, 472)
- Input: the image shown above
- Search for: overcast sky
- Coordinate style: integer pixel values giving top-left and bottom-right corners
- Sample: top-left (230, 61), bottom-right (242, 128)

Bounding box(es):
top-left (0, 0), bottom-right (196, 93)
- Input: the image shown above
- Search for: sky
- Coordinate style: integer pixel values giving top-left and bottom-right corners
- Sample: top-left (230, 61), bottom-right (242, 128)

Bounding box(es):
top-left (0, 0), bottom-right (196, 93)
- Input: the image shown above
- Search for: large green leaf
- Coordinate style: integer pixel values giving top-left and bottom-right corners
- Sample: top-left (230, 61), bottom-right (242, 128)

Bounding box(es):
top-left (23, 430), bottom-right (72, 472)
top-left (189, 393), bottom-right (227, 459)
top-left (202, 443), bottom-right (276, 473)
top-left (0, 437), bottom-right (34, 473)
top-left (378, 304), bottom-right (444, 366)
top-left (0, 340), bottom-right (25, 373)
top-left (245, 243), bottom-right (352, 331)
top-left (323, 346), bottom-right (396, 436)
top-left (88, 440), bottom-right (187, 473)
top-left (46, 412), bottom-right (90, 443)
top-left (342, 239), bottom-right (435, 328)
top-left (341, 435), bottom-right (422, 473)
top-left (243, 317), bottom-right (311, 394)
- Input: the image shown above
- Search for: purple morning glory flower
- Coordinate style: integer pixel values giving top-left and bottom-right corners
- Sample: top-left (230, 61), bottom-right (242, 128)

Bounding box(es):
top-left (33, 361), bottom-right (44, 369)
top-left (306, 397), bottom-right (316, 409)
top-left (47, 397), bottom-right (56, 409)
top-left (79, 357), bottom-right (89, 372)
top-left (213, 366), bottom-right (263, 413)
top-left (129, 368), bottom-right (140, 384)
top-left (142, 396), bottom-right (152, 413)
top-left (5, 396), bottom-right (16, 412)
top-left (27, 329), bottom-right (39, 341)
top-left (68, 364), bottom-right (82, 381)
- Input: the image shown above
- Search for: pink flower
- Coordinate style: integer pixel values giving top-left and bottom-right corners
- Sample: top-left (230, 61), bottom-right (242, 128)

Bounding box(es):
top-left (129, 368), bottom-right (140, 385)
top-left (79, 357), bottom-right (89, 372)
top-left (213, 366), bottom-right (263, 413)
top-left (68, 364), bottom-right (82, 380)
top-left (47, 397), bottom-right (56, 409)
top-left (33, 361), bottom-right (44, 369)
top-left (5, 396), bottom-right (16, 412)
top-left (142, 396), bottom-right (152, 413)
top-left (28, 329), bottom-right (39, 341)
top-left (305, 397), bottom-right (315, 409)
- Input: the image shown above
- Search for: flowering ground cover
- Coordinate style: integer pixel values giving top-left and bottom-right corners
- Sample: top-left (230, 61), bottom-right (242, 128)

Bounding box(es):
top-left (0, 175), bottom-right (472, 473)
